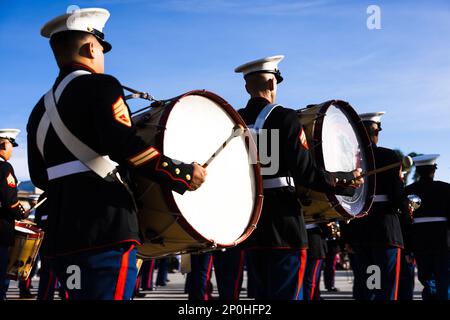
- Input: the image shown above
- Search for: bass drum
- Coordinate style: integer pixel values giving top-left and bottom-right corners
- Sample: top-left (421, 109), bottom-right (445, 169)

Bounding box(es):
top-left (296, 100), bottom-right (375, 223)
top-left (132, 90), bottom-right (263, 258)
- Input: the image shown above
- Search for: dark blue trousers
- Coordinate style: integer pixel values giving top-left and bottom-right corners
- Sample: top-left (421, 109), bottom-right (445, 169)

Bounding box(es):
top-left (349, 249), bottom-right (371, 300)
top-left (156, 257), bottom-right (169, 286)
top-left (324, 252), bottom-right (338, 290)
top-left (397, 252), bottom-right (415, 300)
top-left (54, 244), bottom-right (137, 300)
top-left (304, 258), bottom-right (324, 300)
top-left (38, 256), bottom-right (67, 300)
top-left (186, 253), bottom-right (214, 300)
top-left (213, 247), bottom-right (245, 300)
top-left (139, 259), bottom-right (155, 290)
top-left (370, 247), bottom-right (401, 300)
top-left (0, 246), bottom-right (9, 301)
top-left (415, 251), bottom-right (449, 300)
top-left (245, 248), bottom-right (306, 300)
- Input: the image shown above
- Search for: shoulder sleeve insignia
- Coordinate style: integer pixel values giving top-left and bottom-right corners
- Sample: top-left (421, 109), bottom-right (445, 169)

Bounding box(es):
top-left (6, 172), bottom-right (16, 188)
top-left (112, 96), bottom-right (132, 127)
top-left (299, 127), bottom-right (309, 150)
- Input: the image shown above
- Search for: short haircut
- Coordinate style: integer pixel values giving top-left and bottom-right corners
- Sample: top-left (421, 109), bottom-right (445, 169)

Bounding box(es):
top-left (49, 31), bottom-right (91, 58)
top-left (416, 165), bottom-right (436, 177)
top-left (245, 72), bottom-right (274, 93)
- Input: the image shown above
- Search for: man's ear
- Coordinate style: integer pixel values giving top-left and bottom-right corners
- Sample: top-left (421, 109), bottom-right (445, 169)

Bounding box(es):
top-left (0, 141), bottom-right (5, 151)
top-left (268, 77), bottom-right (276, 91)
top-left (87, 41), bottom-right (96, 59)
top-left (79, 41), bottom-right (96, 59)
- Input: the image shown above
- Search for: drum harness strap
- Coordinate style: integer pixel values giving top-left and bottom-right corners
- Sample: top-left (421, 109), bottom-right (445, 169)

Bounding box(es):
top-left (36, 70), bottom-right (123, 184)
top-left (249, 103), bottom-right (295, 190)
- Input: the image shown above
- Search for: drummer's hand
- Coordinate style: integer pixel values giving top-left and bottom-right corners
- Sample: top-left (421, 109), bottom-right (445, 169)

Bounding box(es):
top-left (189, 162), bottom-right (207, 191)
top-left (350, 168), bottom-right (364, 187)
top-left (17, 204), bottom-right (30, 220)
top-left (21, 210), bottom-right (31, 220)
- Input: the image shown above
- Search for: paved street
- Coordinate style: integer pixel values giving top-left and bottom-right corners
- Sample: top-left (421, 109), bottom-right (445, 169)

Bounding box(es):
top-left (6, 269), bottom-right (424, 300)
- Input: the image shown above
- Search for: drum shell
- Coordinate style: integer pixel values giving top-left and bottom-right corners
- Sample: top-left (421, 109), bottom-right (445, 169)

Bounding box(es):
top-left (132, 90), bottom-right (263, 259)
top-left (296, 100), bottom-right (375, 223)
top-left (7, 222), bottom-right (44, 281)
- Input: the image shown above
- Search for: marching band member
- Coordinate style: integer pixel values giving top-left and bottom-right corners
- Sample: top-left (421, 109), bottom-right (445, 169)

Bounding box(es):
top-left (340, 212), bottom-right (371, 300)
top-left (323, 222), bottom-right (342, 293)
top-left (27, 7), bottom-right (206, 300)
top-left (359, 112), bottom-right (409, 300)
top-left (235, 55), bottom-right (363, 300)
top-left (304, 223), bottom-right (327, 300)
top-left (0, 129), bottom-right (29, 300)
top-left (406, 154), bottom-right (450, 300)
top-left (397, 170), bottom-right (415, 300)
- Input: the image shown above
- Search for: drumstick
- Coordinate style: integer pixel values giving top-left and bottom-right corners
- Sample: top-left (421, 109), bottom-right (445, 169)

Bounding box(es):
top-left (23, 197), bottom-right (47, 217)
top-left (352, 156), bottom-right (413, 182)
top-left (202, 125), bottom-right (246, 168)
top-left (30, 197), bottom-right (47, 211)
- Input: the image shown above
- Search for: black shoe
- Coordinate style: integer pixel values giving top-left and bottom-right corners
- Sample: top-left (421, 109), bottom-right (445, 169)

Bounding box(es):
top-left (141, 287), bottom-right (154, 291)
top-left (326, 287), bottom-right (339, 292)
top-left (134, 292), bottom-right (147, 298)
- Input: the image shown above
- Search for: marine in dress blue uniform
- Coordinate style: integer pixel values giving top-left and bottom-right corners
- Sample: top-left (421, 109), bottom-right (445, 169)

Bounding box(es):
top-left (406, 154), bottom-right (449, 300)
top-left (340, 212), bottom-right (371, 300)
top-left (397, 170), bottom-right (415, 300)
top-left (235, 55), bottom-right (363, 300)
top-left (27, 8), bottom-right (206, 300)
top-left (323, 222), bottom-right (341, 292)
top-left (0, 129), bottom-right (29, 300)
top-left (304, 223), bottom-right (327, 300)
top-left (359, 112), bottom-right (409, 301)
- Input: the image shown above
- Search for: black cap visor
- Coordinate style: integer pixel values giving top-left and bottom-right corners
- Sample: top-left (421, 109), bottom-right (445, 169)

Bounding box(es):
top-left (245, 70), bottom-right (283, 83)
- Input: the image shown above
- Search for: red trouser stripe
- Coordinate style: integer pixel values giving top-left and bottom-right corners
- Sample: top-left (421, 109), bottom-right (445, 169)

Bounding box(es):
top-left (310, 260), bottom-right (321, 300)
top-left (295, 249), bottom-right (307, 300)
top-left (147, 260), bottom-right (155, 289)
top-left (204, 256), bottom-right (214, 300)
top-left (393, 248), bottom-right (401, 300)
top-left (114, 244), bottom-right (135, 300)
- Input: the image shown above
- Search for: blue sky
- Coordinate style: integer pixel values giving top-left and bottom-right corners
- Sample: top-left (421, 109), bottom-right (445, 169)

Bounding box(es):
top-left (1, 0), bottom-right (449, 183)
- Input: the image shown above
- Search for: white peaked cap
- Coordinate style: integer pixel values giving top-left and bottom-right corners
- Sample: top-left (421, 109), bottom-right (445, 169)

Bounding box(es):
top-left (412, 154), bottom-right (440, 167)
top-left (41, 8), bottom-right (112, 52)
top-left (235, 55), bottom-right (285, 83)
top-left (359, 111), bottom-right (386, 124)
top-left (0, 129), bottom-right (20, 147)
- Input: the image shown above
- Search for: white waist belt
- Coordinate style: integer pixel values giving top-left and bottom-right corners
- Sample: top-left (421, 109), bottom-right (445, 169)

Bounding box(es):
top-left (413, 217), bottom-right (447, 224)
top-left (263, 177), bottom-right (294, 189)
top-left (306, 223), bottom-right (319, 230)
top-left (373, 194), bottom-right (389, 202)
top-left (47, 160), bottom-right (91, 180)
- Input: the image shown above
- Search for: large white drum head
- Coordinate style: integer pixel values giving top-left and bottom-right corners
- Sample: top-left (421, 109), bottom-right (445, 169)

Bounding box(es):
top-left (163, 95), bottom-right (257, 245)
top-left (321, 104), bottom-right (369, 216)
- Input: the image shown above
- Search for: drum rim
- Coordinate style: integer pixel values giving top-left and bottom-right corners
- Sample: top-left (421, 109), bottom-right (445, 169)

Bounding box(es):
top-left (312, 99), bottom-right (376, 219)
top-left (154, 90), bottom-right (263, 247)
top-left (14, 221), bottom-right (45, 239)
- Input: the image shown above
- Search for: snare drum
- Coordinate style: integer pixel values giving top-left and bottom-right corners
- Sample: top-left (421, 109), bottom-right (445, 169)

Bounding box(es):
top-left (132, 90), bottom-right (263, 258)
top-left (296, 100), bottom-right (375, 223)
top-left (7, 221), bottom-right (44, 281)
